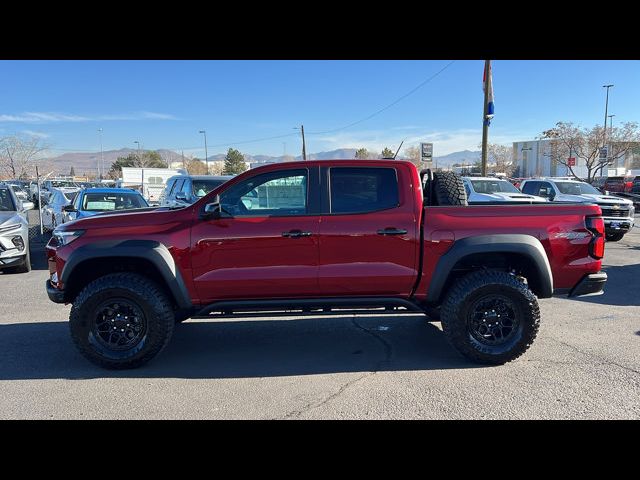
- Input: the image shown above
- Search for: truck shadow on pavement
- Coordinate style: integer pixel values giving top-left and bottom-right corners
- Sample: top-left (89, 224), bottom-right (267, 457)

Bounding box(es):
top-left (0, 315), bottom-right (481, 380)
top-left (571, 263), bottom-right (640, 307)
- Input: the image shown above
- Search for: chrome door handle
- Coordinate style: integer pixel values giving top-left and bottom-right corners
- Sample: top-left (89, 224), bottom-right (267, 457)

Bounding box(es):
top-left (282, 230), bottom-right (312, 238)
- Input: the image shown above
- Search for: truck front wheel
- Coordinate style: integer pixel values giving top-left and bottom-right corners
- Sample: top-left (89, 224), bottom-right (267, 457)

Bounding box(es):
top-left (440, 270), bottom-right (540, 365)
top-left (69, 273), bottom-right (175, 369)
top-left (605, 232), bottom-right (625, 242)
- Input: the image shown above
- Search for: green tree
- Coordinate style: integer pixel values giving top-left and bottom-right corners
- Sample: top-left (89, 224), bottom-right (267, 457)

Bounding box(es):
top-left (70, 166), bottom-right (75, 176)
top-left (381, 147), bottom-right (395, 159)
top-left (355, 148), bottom-right (370, 159)
top-left (223, 148), bottom-right (247, 175)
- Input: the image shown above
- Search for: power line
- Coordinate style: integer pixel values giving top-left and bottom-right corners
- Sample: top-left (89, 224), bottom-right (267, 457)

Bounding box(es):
top-left (307, 60), bottom-right (456, 135)
top-left (42, 61), bottom-right (456, 154)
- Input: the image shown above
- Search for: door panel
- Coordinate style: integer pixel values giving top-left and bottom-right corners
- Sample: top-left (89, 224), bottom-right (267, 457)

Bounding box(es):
top-left (190, 167), bottom-right (320, 303)
top-left (318, 165), bottom-right (419, 296)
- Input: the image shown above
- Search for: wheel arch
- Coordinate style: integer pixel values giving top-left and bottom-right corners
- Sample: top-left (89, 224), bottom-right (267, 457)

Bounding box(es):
top-left (426, 234), bottom-right (553, 303)
top-left (61, 240), bottom-right (192, 309)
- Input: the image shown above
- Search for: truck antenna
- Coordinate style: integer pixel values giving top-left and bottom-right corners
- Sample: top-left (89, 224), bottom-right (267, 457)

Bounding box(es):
top-left (393, 139), bottom-right (405, 160)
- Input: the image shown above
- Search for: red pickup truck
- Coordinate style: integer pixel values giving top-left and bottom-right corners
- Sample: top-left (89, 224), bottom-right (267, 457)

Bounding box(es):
top-left (45, 160), bottom-right (607, 369)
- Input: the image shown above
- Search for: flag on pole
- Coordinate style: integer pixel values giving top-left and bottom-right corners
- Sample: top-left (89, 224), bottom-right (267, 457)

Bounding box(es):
top-left (483, 62), bottom-right (495, 125)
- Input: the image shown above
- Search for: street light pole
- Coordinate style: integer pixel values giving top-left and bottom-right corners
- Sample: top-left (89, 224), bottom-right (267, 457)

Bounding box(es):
top-left (602, 84), bottom-right (614, 149)
top-left (98, 128), bottom-right (104, 180)
top-left (608, 114), bottom-right (615, 136)
top-left (199, 130), bottom-right (208, 173)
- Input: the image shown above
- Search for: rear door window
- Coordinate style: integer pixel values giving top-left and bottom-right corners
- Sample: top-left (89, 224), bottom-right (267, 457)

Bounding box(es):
top-left (329, 167), bottom-right (399, 214)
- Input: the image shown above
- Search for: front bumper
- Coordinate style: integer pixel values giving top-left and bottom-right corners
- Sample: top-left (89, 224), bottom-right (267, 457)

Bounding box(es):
top-left (603, 216), bottom-right (633, 233)
top-left (0, 253), bottom-right (26, 270)
top-left (46, 279), bottom-right (66, 303)
top-left (568, 272), bottom-right (608, 297)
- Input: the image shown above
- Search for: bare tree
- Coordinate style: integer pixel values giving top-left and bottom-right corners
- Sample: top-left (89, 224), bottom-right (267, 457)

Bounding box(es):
top-left (403, 146), bottom-right (421, 168)
top-left (183, 156), bottom-right (208, 175)
top-left (540, 121), bottom-right (640, 182)
top-left (487, 143), bottom-right (514, 176)
top-left (0, 134), bottom-right (50, 179)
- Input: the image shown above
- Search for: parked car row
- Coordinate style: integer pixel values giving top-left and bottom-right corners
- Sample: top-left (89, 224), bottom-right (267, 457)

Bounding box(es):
top-left (0, 183), bottom-right (34, 274)
top-left (41, 187), bottom-right (149, 228)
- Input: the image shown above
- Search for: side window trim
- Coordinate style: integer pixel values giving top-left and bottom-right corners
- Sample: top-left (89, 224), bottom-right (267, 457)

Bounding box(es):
top-left (217, 168), bottom-right (312, 218)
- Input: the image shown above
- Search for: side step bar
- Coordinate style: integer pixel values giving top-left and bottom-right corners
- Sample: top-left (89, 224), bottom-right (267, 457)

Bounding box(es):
top-left (193, 297), bottom-right (426, 319)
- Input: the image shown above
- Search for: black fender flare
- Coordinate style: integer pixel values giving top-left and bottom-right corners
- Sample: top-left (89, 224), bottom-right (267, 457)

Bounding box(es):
top-left (61, 239), bottom-right (192, 309)
top-left (426, 234), bottom-right (553, 302)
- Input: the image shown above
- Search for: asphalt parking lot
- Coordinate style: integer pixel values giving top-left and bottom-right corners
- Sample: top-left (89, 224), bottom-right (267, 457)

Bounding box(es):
top-left (0, 215), bottom-right (638, 419)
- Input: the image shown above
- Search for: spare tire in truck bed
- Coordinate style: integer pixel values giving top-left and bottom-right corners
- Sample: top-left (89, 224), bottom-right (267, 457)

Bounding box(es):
top-left (425, 171), bottom-right (468, 206)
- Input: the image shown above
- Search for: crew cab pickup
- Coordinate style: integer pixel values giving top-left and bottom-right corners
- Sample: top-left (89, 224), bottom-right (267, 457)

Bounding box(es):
top-left (45, 160), bottom-right (607, 369)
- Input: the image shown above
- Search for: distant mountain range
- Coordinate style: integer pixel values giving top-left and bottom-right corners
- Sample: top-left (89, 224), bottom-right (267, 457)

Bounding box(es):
top-left (43, 148), bottom-right (483, 175)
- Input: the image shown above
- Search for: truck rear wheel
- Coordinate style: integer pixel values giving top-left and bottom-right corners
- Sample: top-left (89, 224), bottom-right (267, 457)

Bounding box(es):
top-left (440, 270), bottom-right (540, 365)
top-left (69, 273), bottom-right (175, 369)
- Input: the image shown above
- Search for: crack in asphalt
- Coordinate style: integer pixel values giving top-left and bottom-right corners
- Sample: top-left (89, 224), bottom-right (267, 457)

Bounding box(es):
top-left (281, 316), bottom-right (394, 419)
top-left (550, 336), bottom-right (640, 377)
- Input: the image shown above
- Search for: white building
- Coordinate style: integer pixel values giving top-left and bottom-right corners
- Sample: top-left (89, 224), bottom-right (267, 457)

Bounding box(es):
top-left (513, 139), bottom-right (640, 179)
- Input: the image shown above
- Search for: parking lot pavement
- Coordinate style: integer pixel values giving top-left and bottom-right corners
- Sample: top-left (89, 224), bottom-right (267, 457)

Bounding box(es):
top-left (0, 219), bottom-right (638, 419)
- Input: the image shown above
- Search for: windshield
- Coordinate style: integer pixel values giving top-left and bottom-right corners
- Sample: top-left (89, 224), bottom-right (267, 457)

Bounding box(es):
top-left (63, 192), bottom-right (79, 202)
top-left (192, 179), bottom-right (228, 198)
top-left (555, 182), bottom-right (601, 195)
top-left (0, 188), bottom-right (16, 211)
top-left (470, 179), bottom-right (520, 194)
top-left (82, 192), bottom-right (148, 211)
top-left (51, 181), bottom-right (77, 188)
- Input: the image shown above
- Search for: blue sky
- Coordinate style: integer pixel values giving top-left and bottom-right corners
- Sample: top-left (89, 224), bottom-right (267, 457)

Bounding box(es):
top-left (1, 60), bottom-right (639, 158)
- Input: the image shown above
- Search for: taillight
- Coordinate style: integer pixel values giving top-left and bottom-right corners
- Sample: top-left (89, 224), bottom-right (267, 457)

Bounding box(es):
top-left (586, 216), bottom-right (605, 259)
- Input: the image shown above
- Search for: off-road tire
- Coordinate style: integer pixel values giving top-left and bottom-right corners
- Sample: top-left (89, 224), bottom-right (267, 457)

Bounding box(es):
top-left (605, 232), bottom-right (625, 242)
top-left (432, 171), bottom-right (468, 206)
top-left (69, 273), bottom-right (175, 369)
top-left (440, 270), bottom-right (540, 365)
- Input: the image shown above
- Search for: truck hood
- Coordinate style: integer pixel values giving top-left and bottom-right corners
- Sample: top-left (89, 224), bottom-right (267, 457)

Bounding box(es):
top-left (470, 192), bottom-right (548, 203)
top-left (558, 193), bottom-right (632, 205)
top-left (55, 206), bottom-right (185, 231)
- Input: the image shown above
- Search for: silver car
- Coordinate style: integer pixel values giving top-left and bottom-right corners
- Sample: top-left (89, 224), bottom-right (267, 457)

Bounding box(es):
top-left (0, 184), bottom-right (34, 273)
top-left (41, 187), bottom-right (81, 228)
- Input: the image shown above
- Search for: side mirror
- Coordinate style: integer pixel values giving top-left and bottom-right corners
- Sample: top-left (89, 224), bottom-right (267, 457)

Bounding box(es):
top-left (202, 194), bottom-right (225, 220)
top-left (22, 201), bottom-right (34, 211)
top-left (63, 204), bottom-right (76, 212)
top-left (175, 192), bottom-right (188, 202)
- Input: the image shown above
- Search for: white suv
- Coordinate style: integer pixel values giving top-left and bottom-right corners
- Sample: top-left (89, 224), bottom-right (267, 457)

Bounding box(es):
top-left (520, 178), bottom-right (635, 242)
top-left (462, 177), bottom-right (547, 203)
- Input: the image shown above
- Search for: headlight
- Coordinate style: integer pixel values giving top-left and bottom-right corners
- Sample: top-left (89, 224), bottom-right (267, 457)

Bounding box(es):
top-left (51, 229), bottom-right (84, 247)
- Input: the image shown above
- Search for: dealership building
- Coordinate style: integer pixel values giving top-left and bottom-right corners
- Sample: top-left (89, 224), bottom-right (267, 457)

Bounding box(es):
top-left (512, 139), bottom-right (639, 178)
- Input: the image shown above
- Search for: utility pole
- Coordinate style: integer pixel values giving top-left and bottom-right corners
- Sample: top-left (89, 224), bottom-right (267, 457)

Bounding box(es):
top-left (480, 60), bottom-right (492, 176)
top-left (301, 124), bottom-right (307, 161)
top-left (199, 130), bottom-right (209, 173)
